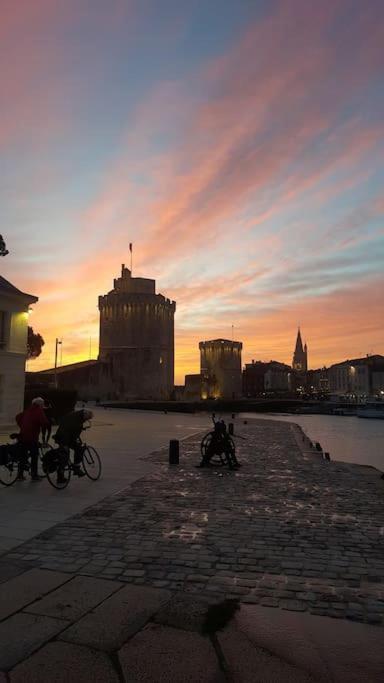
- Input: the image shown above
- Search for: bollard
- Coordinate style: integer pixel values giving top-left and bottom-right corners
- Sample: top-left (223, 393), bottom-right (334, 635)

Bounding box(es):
top-left (324, 452), bottom-right (331, 461)
top-left (243, 420), bottom-right (248, 425)
top-left (169, 440), bottom-right (179, 465)
top-left (228, 423), bottom-right (234, 435)
top-left (231, 413), bottom-right (235, 419)
top-left (315, 442), bottom-right (322, 452)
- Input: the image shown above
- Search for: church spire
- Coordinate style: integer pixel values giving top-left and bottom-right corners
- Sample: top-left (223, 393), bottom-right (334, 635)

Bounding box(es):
top-left (292, 328), bottom-right (308, 372)
top-left (294, 328), bottom-right (304, 355)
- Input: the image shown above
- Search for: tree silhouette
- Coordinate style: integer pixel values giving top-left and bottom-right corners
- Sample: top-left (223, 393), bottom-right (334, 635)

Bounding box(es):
top-left (0, 235), bottom-right (9, 257)
top-left (27, 326), bottom-right (45, 360)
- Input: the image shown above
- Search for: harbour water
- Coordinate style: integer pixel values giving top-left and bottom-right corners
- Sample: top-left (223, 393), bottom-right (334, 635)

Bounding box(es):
top-left (240, 413), bottom-right (384, 472)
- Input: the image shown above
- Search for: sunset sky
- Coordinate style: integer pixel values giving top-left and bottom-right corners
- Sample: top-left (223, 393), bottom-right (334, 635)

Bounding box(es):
top-left (2, 0), bottom-right (384, 384)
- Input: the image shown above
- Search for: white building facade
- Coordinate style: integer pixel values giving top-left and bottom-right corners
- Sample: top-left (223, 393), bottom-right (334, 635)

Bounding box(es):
top-left (0, 276), bottom-right (37, 426)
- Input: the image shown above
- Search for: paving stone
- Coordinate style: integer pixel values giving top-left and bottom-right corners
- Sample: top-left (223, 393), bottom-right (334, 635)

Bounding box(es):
top-left (10, 641), bottom-right (118, 682)
top-left (0, 569), bottom-right (73, 621)
top-left (60, 584), bottom-right (171, 651)
top-left (218, 627), bottom-right (313, 682)
top-left (153, 592), bottom-right (218, 632)
top-left (25, 576), bottom-right (121, 621)
top-left (0, 613), bottom-right (68, 670)
top-left (0, 563), bottom-right (27, 585)
top-left (118, 623), bottom-right (223, 682)
top-left (280, 599), bottom-right (307, 612)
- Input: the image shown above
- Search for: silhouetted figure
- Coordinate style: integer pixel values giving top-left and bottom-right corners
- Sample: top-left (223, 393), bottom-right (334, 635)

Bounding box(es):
top-left (16, 397), bottom-right (49, 481)
top-left (42, 400), bottom-right (53, 444)
top-left (54, 409), bottom-right (93, 481)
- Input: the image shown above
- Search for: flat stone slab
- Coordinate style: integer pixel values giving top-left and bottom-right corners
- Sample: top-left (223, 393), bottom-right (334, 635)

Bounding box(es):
top-left (0, 569), bottom-right (72, 621)
top-left (10, 641), bottom-right (119, 682)
top-left (235, 604), bottom-right (384, 682)
top-left (60, 584), bottom-right (171, 651)
top-left (153, 592), bottom-right (218, 632)
top-left (218, 628), bottom-right (313, 682)
top-left (0, 562), bottom-right (27, 585)
top-left (0, 613), bottom-right (68, 670)
top-left (119, 623), bottom-right (224, 682)
top-left (25, 576), bottom-right (122, 622)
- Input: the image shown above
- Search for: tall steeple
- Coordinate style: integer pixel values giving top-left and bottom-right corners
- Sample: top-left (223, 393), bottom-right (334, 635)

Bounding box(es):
top-left (292, 328), bottom-right (308, 372)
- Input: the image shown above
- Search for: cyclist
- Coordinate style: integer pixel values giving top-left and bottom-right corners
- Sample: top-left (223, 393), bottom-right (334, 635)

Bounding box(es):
top-left (15, 397), bottom-right (49, 481)
top-left (41, 400), bottom-right (54, 444)
top-left (54, 409), bottom-right (93, 481)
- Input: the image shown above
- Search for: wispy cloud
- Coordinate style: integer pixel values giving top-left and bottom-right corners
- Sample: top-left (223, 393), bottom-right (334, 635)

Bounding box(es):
top-left (3, 0), bottom-right (384, 380)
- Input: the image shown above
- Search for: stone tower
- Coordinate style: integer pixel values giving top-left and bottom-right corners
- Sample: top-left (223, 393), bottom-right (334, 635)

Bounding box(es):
top-left (292, 328), bottom-right (308, 372)
top-left (98, 265), bottom-right (176, 399)
top-left (199, 338), bottom-right (243, 399)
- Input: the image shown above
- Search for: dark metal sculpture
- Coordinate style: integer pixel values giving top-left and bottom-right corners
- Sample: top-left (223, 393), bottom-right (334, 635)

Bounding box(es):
top-left (199, 415), bottom-right (240, 469)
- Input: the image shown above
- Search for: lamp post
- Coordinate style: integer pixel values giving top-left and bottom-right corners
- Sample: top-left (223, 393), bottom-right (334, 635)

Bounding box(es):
top-left (54, 338), bottom-right (62, 389)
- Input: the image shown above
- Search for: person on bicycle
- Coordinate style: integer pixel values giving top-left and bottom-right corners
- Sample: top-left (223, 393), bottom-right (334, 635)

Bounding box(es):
top-left (41, 400), bottom-right (54, 444)
top-left (15, 397), bottom-right (49, 481)
top-left (54, 409), bottom-right (93, 479)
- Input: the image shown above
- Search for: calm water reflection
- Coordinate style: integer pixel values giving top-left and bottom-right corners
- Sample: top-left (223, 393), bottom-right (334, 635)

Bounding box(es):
top-left (239, 413), bottom-right (384, 472)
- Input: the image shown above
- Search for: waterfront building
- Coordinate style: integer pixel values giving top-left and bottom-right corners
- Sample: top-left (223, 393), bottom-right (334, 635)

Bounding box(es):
top-left (292, 328), bottom-right (308, 372)
top-left (200, 339), bottom-right (242, 399)
top-left (0, 276), bottom-right (38, 425)
top-left (305, 367), bottom-right (330, 394)
top-left (328, 355), bottom-right (384, 397)
top-left (33, 265), bottom-right (176, 400)
top-left (243, 360), bottom-right (291, 396)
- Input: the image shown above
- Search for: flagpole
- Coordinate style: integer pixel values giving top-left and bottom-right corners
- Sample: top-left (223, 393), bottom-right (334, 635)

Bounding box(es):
top-left (130, 243), bottom-right (133, 275)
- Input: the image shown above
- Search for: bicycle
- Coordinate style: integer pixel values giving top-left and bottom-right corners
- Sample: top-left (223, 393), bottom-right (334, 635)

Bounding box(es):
top-left (0, 435), bottom-right (48, 486)
top-left (199, 415), bottom-right (240, 469)
top-left (43, 436), bottom-right (102, 490)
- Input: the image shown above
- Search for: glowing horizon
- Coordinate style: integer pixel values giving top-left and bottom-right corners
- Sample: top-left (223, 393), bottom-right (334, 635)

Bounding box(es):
top-left (2, 0), bottom-right (384, 385)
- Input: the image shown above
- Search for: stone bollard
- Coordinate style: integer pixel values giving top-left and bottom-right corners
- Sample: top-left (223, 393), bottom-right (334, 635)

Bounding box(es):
top-left (315, 442), bottom-right (322, 452)
top-left (323, 452), bottom-right (331, 461)
top-left (228, 423), bottom-right (234, 435)
top-left (169, 440), bottom-right (179, 465)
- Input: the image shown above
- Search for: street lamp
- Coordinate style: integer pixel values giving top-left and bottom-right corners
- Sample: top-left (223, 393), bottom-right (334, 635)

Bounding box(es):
top-left (54, 338), bottom-right (62, 389)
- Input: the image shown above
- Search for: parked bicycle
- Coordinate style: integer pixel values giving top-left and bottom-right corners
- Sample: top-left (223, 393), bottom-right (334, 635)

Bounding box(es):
top-left (0, 435), bottom-right (48, 487)
top-left (42, 434), bottom-right (102, 490)
top-left (199, 415), bottom-right (240, 469)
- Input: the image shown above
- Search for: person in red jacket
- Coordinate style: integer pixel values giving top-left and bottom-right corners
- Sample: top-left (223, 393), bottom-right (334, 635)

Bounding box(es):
top-left (16, 397), bottom-right (49, 481)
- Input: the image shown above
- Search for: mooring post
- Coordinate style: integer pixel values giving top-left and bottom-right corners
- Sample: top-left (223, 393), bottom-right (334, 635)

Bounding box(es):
top-left (169, 439), bottom-right (179, 465)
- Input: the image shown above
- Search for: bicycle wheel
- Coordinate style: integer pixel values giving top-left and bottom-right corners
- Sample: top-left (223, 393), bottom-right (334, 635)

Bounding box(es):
top-left (82, 445), bottom-right (102, 481)
top-left (38, 443), bottom-right (50, 478)
top-left (0, 451), bottom-right (18, 487)
top-left (200, 433), bottom-right (213, 456)
top-left (45, 450), bottom-right (72, 490)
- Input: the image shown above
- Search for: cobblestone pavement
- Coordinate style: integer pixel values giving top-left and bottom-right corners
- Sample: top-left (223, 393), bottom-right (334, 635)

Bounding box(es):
top-left (2, 420), bottom-right (384, 626)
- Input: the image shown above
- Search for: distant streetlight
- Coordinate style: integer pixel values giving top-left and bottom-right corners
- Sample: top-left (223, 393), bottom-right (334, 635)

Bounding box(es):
top-left (54, 338), bottom-right (62, 388)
